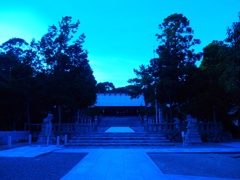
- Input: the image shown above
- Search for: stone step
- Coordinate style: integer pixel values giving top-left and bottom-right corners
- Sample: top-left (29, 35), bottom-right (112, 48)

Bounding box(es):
top-left (66, 142), bottom-right (175, 146)
top-left (67, 116), bottom-right (175, 147)
top-left (71, 137), bottom-right (166, 141)
top-left (69, 139), bottom-right (170, 143)
top-left (72, 132), bottom-right (166, 137)
top-left (67, 131), bottom-right (174, 147)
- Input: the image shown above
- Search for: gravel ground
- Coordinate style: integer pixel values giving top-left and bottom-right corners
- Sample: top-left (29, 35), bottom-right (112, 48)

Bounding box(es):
top-left (149, 153), bottom-right (240, 179)
top-left (0, 153), bottom-right (87, 180)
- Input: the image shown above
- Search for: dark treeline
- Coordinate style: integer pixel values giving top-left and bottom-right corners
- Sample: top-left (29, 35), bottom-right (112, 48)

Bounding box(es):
top-left (96, 82), bottom-right (131, 93)
top-left (0, 16), bottom-right (97, 130)
top-left (1, 13), bottom-right (240, 136)
top-left (128, 13), bottom-right (240, 136)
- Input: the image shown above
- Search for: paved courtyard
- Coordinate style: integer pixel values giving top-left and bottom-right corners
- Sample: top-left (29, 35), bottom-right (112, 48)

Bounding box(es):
top-left (0, 142), bottom-right (240, 179)
top-left (0, 126), bottom-right (240, 179)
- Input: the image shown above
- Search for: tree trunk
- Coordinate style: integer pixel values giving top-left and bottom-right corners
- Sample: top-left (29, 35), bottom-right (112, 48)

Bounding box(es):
top-left (158, 104), bottom-right (164, 123)
top-left (25, 102), bottom-right (31, 131)
top-left (77, 109), bottom-right (80, 123)
top-left (58, 105), bottom-right (62, 130)
top-left (155, 99), bottom-right (158, 123)
top-left (168, 94), bottom-right (173, 122)
top-left (26, 103), bottom-right (30, 124)
top-left (213, 104), bottom-right (217, 122)
top-left (166, 112), bottom-right (168, 122)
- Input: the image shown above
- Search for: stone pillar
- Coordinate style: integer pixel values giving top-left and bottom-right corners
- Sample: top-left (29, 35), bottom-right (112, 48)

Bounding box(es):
top-left (28, 134), bottom-right (32, 145)
top-left (8, 136), bottom-right (12, 149)
top-left (144, 116), bottom-right (147, 123)
top-left (159, 108), bottom-right (163, 124)
top-left (94, 116), bottom-right (98, 124)
top-left (64, 135), bottom-right (68, 145)
top-left (56, 136), bottom-right (60, 146)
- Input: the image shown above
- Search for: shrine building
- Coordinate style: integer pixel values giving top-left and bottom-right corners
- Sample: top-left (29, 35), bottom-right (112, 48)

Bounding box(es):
top-left (94, 93), bottom-right (145, 116)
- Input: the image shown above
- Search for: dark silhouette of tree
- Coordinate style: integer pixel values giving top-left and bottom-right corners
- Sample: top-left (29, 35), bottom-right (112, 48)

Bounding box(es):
top-left (128, 64), bottom-right (154, 104)
top-left (0, 38), bottom-right (39, 129)
top-left (183, 12), bottom-right (240, 125)
top-left (188, 41), bottom-right (230, 122)
top-left (224, 12), bottom-right (240, 97)
top-left (153, 13), bottom-right (201, 121)
top-left (128, 14), bottom-right (201, 121)
top-left (0, 16), bottom-right (97, 129)
top-left (38, 16), bottom-right (97, 124)
top-left (97, 82), bottom-right (115, 93)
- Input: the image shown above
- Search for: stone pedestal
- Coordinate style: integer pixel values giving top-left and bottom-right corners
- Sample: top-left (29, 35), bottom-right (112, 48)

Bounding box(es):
top-left (184, 115), bottom-right (202, 145)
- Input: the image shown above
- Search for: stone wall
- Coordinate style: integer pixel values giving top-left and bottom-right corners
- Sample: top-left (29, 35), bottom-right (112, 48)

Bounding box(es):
top-left (0, 131), bottom-right (29, 144)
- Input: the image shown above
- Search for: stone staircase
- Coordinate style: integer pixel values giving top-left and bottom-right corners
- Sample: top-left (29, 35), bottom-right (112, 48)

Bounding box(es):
top-left (66, 116), bottom-right (174, 147)
top-left (67, 132), bottom-right (174, 147)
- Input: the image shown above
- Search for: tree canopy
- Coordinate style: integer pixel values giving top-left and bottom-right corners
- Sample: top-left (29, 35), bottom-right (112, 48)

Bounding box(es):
top-left (96, 82), bottom-right (115, 93)
top-left (1, 12), bottom-right (240, 136)
top-left (0, 16), bottom-right (97, 130)
top-left (129, 13), bottom-right (201, 120)
top-left (129, 12), bottom-right (240, 133)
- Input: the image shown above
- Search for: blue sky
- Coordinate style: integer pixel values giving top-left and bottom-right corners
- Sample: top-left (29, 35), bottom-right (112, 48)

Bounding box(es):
top-left (0, 0), bottom-right (239, 87)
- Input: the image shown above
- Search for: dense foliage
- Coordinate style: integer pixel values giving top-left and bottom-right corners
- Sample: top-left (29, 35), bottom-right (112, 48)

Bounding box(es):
top-left (0, 16), bottom-right (97, 130)
top-left (1, 12), bottom-right (240, 136)
top-left (129, 13), bottom-right (240, 135)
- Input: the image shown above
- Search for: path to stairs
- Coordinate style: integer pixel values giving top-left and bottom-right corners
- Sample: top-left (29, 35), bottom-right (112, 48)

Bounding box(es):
top-left (97, 116), bottom-right (144, 132)
top-left (60, 149), bottom-right (166, 180)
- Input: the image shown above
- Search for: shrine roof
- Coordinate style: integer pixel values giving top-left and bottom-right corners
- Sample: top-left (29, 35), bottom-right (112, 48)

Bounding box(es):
top-left (95, 93), bottom-right (145, 107)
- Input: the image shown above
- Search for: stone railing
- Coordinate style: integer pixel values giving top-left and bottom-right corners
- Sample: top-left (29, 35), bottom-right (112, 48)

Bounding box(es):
top-left (144, 122), bottom-right (222, 134)
top-left (25, 115), bottom-right (101, 134)
top-left (197, 122), bottom-right (222, 134)
top-left (25, 121), bottom-right (99, 136)
top-left (0, 131), bottom-right (30, 144)
top-left (144, 122), bottom-right (186, 133)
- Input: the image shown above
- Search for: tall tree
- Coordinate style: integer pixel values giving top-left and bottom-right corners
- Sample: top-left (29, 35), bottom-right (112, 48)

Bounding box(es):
top-left (38, 16), bottom-right (97, 123)
top-left (224, 12), bottom-right (240, 97)
top-left (128, 14), bottom-right (201, 120)
top-left (197, 41), bottom-right (230, 122)
top-left (153, 13), bottom-right (201, 121)
top-left (223, 12), bottom-right (240, 131)
top-left (186, 12), bottom-right (240, 124)
top-left (0, 38), bottom-right (39, 129)
top-left (0, 52), bottom-right (20, 129)
top-left (226, 12), bottom-right (240, 49)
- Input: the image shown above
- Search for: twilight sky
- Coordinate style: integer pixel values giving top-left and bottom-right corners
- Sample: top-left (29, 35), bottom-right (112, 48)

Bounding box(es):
top-left (0, 0), bottom-right (239, 87)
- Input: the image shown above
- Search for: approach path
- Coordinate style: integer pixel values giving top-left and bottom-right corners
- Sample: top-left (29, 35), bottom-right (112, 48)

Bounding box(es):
top-left (97, 116), bottom-right (144, 132)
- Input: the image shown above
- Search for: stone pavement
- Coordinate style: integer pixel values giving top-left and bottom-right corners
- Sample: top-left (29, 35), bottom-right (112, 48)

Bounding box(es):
top-left (59, 149), bottom-right (166, 180)
top-left (0, 145), bottom-right (62, 157)
top-left (0, 143), bottom-right (240, 179)
top-left (0, 127), bottom-right (239, 179)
